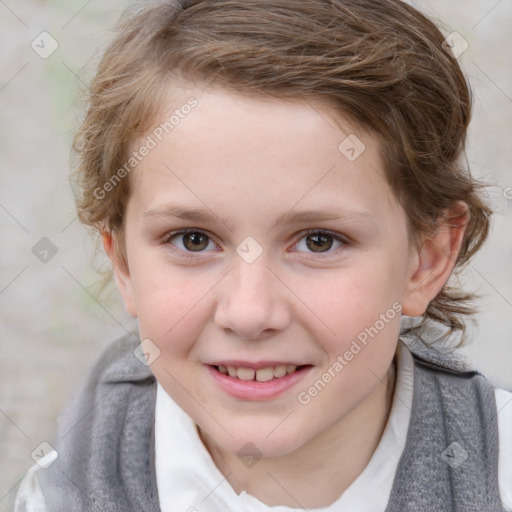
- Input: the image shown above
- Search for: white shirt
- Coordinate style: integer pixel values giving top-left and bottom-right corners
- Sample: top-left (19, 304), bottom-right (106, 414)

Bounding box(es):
top-left (15, 341), bottom-right (512, 511)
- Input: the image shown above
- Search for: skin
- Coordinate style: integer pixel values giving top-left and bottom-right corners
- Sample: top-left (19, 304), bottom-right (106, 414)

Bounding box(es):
top-left (104, 84), bottom-right (469, 507)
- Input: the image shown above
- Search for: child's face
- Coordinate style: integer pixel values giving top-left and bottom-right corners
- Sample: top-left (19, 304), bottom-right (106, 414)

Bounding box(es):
top-left (113, 85), bottom-right (428, 458)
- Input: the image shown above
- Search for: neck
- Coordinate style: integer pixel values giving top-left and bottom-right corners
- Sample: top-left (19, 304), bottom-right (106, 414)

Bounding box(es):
top-left (199, 357), bottom-right (397, 508)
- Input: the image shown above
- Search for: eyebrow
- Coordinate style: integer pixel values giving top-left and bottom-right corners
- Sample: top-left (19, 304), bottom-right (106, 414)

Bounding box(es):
top-left (142, 204), bottom-right (375, 231)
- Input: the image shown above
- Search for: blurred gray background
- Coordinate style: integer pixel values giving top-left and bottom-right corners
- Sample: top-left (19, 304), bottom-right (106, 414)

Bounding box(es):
top-left (0, 0), bottom-right (511, 507)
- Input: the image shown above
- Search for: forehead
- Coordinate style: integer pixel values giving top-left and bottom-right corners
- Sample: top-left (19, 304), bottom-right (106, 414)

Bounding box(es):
top-left (128, 85), bottom-right (399, 226)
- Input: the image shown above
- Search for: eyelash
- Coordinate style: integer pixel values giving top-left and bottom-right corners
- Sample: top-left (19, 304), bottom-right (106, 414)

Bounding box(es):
top-left (161, 228), bottom-right (349, 260)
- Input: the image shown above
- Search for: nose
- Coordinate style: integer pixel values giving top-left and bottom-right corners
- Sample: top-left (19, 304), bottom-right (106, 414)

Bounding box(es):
top-left (213, 257), bottom-right (291, 340)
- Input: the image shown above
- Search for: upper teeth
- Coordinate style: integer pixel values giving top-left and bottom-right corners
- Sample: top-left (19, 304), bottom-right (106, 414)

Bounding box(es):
top-left (218, 365), bottom-right (298, 381)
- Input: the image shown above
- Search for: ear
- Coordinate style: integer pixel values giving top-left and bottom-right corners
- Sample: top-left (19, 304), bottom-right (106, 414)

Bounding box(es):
top-left (102, 231), bottom-right (138, 317)
top-left (402, 202), bottom-right (469, 317)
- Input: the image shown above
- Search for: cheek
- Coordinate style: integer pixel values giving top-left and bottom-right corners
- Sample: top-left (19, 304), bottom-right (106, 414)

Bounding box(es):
top-left (292, 258), bottom-right (404, 346)
top-left (129, 255), bottom-right (213, 345)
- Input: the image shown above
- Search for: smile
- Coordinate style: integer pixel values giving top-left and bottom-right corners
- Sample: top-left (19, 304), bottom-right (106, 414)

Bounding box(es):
top-left (207, 363), bottom-right (313, 400)
top-left (215, 364), bottom-right (306, 382)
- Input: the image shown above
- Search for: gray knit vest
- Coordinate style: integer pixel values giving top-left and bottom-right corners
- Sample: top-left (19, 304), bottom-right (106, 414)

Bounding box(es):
top-left (38, 332), bottom-right (506, 511)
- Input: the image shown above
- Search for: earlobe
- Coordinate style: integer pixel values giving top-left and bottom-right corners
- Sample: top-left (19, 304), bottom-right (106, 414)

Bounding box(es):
top-left (402, 202), bottom-right (469, 317)
top-left (101, 231), bottom-right (138, 318)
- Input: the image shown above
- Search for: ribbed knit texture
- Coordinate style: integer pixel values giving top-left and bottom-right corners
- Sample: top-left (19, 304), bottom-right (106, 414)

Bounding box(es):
top-left (385, 355), bottom-right (504, 511)
top-left (39, 332), bottom-right (160, 512)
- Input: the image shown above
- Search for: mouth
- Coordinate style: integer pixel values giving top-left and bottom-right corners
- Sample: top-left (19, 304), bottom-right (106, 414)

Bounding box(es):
top-left (211, 364), bottom-right (311, 382)
top-left (206, 362), bottom-right (313, 400)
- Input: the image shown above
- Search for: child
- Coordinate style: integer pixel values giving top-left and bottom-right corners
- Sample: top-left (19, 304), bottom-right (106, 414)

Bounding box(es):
top-left (14, 0), bottom-right (512, 510)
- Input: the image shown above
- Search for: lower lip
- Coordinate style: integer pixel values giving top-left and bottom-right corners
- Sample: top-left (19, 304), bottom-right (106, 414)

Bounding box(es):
top-left (206, 365), bottom-right (312, 400)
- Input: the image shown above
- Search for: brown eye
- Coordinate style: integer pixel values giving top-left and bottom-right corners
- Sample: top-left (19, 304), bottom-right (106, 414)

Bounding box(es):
top-left (181, 232), bottom-right (210, 251)
top-left (165, 230), bottom-right (215, 255)
top-left (305, 233), bottom-right (334, 252)
top-left (294, 230), bottom-right (345, 256)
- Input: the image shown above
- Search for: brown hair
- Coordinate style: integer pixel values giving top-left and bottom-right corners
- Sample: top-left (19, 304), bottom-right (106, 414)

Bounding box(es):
top-left (72, 0), bottom-right (492, 346)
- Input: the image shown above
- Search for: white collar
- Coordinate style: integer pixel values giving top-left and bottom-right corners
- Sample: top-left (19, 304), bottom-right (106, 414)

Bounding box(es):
top-left (154, 340), bottom-right (415, 511)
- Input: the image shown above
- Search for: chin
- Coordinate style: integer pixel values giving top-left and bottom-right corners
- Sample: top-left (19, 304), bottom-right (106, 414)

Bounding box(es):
top-left (200, 419), bottom-right (309, 460)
